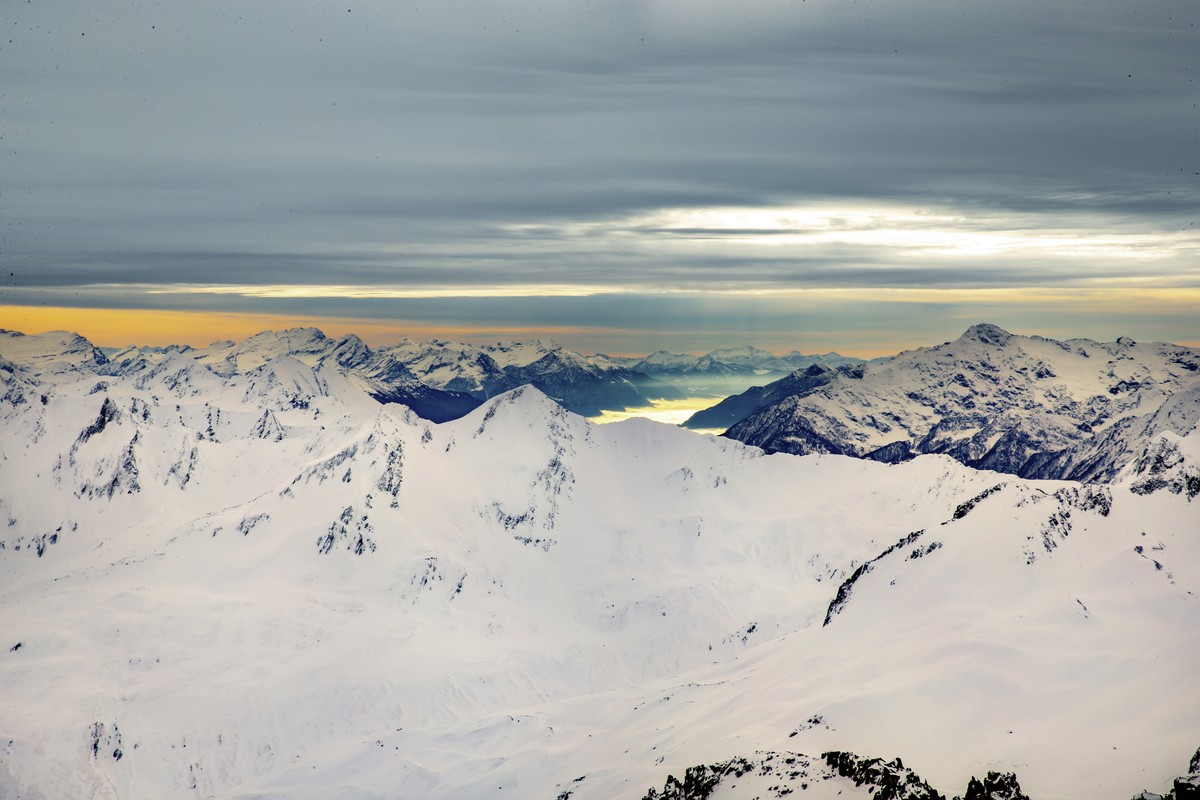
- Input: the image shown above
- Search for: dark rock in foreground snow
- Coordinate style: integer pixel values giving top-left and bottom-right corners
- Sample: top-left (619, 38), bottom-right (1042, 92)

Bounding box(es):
top-left (640, 749), bottom-right (1040, 800)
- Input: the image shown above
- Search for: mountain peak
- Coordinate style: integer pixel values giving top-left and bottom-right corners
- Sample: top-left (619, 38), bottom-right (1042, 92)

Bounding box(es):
top-left (465, 384), bottom-right (572, 436)
top-left (959, 323), bottom-right (1014, 346)
top-left (328, 334), bottom-right (372, 368)
top-left (0, 329), bottom-right (109, 371)
top-left (241, 327), bottom-right (331, 347)
top-left (479, 384), bottom-right (559, 414)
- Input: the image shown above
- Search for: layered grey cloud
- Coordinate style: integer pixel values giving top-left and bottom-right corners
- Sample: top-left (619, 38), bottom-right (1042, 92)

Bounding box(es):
top-left (1, 0), bottom-right (1197, 345)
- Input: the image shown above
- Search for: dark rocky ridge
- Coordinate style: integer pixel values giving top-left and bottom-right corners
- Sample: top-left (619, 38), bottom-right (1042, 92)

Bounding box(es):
top-left (638, 749), bottom-right (1034, 799)
top-left (639, 746), bottom-right (1200, 799)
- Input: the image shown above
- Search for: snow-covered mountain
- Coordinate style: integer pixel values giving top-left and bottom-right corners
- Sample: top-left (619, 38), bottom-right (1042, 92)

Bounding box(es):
top-left (596, 346), bottom-right (872, 403)
top-left (681, 362), bottom-right (861, 431)
top-left (26, 327), bottom-right (482, 424)
top-left (717, 323), bottom-right (1200, 483)
top-left (0, 327), bottom-right (1197, 800)
top-left (381, 338), bottom-right (681, 416)
top-left (607, 345), bottom-right (868, 379)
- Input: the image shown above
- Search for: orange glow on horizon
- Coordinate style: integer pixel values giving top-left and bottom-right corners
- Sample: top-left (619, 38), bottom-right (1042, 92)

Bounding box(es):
top-left (2, 304), bottom-right (1195, 359)
top-left (0, 306), bottom-right (626, 350)
top-left (0, 305), bottom-right (922, 357)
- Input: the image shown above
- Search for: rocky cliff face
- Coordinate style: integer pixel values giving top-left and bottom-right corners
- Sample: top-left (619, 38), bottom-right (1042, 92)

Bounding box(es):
top-left (638, 749), bottom-right (1037, 800)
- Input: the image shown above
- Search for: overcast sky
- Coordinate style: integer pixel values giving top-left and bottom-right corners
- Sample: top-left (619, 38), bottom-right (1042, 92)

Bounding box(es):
top-left (2, 0), bottom-right (1198, 354)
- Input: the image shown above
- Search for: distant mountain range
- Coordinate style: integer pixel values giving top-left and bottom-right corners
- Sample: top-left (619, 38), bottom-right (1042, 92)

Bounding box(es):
top-left (378, 337), bottom-right (680, 416)
top-left (605, 345), bottom-right (868, 377)
top-left (704, 323), bottom-right (1200, 485)
top-left (385, 339), bottom-right (870, 413)
top-left (6, 323), bottom-right (1197, 488)
top-left (35, 331), bottom-right (864, 419)
top-left (34, 329), bottom-right (863, 419)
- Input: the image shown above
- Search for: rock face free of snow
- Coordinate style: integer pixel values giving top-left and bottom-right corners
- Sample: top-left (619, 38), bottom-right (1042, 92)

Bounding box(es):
top-left (719, 324), bottom-right (1200, 483)
top-left (0, 327), bottom-right (1197, 800)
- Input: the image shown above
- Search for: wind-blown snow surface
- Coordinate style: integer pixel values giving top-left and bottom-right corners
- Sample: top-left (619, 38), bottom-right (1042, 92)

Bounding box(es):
top-left (0, 331), bottom-right (1198, 800)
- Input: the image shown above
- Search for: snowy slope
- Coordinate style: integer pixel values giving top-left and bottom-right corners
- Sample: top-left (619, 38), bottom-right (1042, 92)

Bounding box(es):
top-left (723, 324), bottom-right (1200, 482)
top-left (0, 330), bottom-right (1197, 800)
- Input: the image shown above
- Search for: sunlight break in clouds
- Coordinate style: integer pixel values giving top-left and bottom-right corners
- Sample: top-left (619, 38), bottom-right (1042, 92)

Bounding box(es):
top-left (510, 204), bottom-right (1200, 265)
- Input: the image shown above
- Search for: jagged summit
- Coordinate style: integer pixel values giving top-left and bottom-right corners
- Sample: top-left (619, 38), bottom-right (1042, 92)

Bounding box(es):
top-left (958, 322), bottom-right (1015, 346)
top-left (325, 333), bottom-right (372, 368)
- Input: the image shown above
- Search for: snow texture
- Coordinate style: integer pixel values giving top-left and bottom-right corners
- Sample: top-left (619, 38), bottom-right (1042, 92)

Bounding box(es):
top-left (0, 327), bottom-right (1197, 800)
